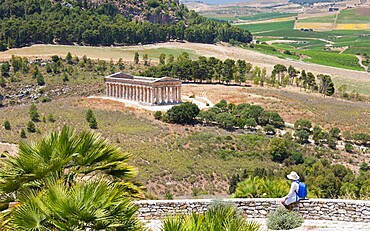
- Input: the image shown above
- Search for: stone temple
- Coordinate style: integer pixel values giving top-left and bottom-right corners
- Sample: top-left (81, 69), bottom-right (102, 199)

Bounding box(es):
top-left (104, 72), bottom-right (182, 105)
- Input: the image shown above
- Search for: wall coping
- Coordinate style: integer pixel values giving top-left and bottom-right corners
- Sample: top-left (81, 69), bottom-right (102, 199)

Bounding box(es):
top-left (135, 198), bottom-right (370, 204)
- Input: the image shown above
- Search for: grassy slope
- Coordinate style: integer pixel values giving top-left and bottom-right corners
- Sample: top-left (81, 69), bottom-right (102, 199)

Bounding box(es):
top-left (0, 97), bottom-right (275, 196)
top-left (0, 45), bottom-right (199, 62)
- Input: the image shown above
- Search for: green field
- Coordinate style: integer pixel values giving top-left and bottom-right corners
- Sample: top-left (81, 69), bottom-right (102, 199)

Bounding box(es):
top-left (203, 12), bottom-right (296, 22)
top-left (298, 14), bottom-right (336, 23)
top-left (237, 19), bottom-right (370, 72)
top-left (337, 8), bottom-right (370, 24)
top-left (237, 12), bottom-right (296, 21)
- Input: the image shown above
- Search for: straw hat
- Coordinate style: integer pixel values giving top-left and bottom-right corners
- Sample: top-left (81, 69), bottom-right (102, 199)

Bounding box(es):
top-left (287, 171), bottom-right (300, 180)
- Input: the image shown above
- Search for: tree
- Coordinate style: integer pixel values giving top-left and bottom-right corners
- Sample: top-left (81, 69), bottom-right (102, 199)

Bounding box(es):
top-left (159, 53), bottom-right (166, 65)
top-left (3, 120), bottom-right (10, 130)
top-left (86, 109), bottom-right (98, 129)
top-left (222, 59), bottom-right (235, 84)
top-left (134, 52), bottom-right (139, 64)
top-left (29, 103), bottom-right (40, 122)
top-left (117, 58), bottom-right (125, 70)
top-left (269, 137), bottom-right (290, 162)
top-left (65, 52), bottom-right (73, 64)
top-left (62, 72), bottom-right (69, 83)
top-left (295, 129), bottom-right (310, 144)
top-left (294, 119), bottom-right (311, 132)
top-left (166, 102), bottom-right (200, 124)
top-left (0, 76), bottom-right (5, 87)
top-left (167, 54), bottom-right (174, 64)
top-left (1, 61), bottom-right (10, 77)
top-left (143, 54), bottom-right (149, 66)
top-left (20, 128), bottom-right (26, 138)
top-left (27, 121), bottom-right (36, 133)
top-left (216, 112), bottom-right (236, 130)
top-left (0, 126), bottom-right (143, 230)
top-left (36, 73), bottom-right (45, 86)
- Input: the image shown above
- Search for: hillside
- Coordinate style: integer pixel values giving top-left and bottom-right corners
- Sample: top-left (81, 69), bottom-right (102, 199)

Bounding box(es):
top-left (0, 0), bottom-right (252, 49)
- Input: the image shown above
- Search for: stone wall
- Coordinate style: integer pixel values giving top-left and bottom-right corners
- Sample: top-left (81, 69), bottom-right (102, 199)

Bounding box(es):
top-left (135, 198), bottom-right (370, 222)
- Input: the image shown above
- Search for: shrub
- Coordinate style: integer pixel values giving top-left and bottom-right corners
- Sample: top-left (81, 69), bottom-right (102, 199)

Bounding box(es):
top-left (41, 96), bottom-right (51, 103)
top-left (345, 143), bottom-right (353, 153)
top-left (161, 200), bottom-right (261, 231)
top-left (27, 121), bottom-right (36, 133)
top-left (154, 111), bottom-right (162, 120)
top-left (20, 128), bottom-right (26, 138)
top-left (267, 207), bottom-right (304, 230)
top-left (29, 103), bottom-right (40, 122)
top-left (47, 114), bottom-right (56, 123)
top-left (3, 120), bottom-right (10, 130)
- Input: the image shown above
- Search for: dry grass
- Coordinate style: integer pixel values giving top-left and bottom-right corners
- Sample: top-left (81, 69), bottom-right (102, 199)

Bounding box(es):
top-left (182, 84), bottom-right (370, 133)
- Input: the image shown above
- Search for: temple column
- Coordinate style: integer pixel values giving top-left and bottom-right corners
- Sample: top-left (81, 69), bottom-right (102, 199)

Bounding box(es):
top-left (161, 87), bottom-right (166, 104)
top-left (135, 86), bottom-right (139, 101)
top-left (143, 87), bottom-right (146, 102)
top-left (123, 85), bottom-right (126, 99)
top-left (178, 86), bottom-right (181, 103)
top-left (106, 84), bottom-right (109, 97)
top-left (170, 87), bottom-right (174, 103)
top-left (147, 87), bottom-right (149, 102)
top-left (119, 84), bottom-right (122, 98)
top-left (154, 88), bottom-right (158, 104)
top-left (167, 87), bottom-right (171, 103)
top-left (142, 86), bottom-right (145, 102)
top-left (132, 86), bottom-right (134, 101)
top-left (121, 84), bottom-right (123, 98)
top-left (113, 84), bottom-right (116, 98)
top-left (128, 86), bottom-right (131, 100)
top-left (150, 88), bottom-right (154, 104)
top-left (174, 87), bottom-right (178, 102)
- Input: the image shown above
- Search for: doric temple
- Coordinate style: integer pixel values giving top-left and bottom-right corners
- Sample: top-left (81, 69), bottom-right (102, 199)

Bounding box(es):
top-left (104, 72), bottom-right (182, 105)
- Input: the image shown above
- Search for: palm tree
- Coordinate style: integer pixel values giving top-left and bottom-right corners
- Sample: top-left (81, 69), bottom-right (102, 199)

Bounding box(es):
top-left (1, 180), bottom-right (143, 231)
top-left (0, 126), bottom-right (141, 197)
top-left (0, 126), bottom-right (144, 230)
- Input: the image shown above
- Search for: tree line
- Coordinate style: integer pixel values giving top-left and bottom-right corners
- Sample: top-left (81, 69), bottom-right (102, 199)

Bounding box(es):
top-left (140, 53), bottom-right (335, 96)
top-left (0, 0), bottom-right (252, 49)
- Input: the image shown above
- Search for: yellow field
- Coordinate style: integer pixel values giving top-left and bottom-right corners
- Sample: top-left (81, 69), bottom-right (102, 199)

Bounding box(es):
top-left (295, 22), bottom-right (334, 31)
top-left (335, 24), bottom-right (370, 30)
top-left (271, 16), bottom-right (296, 22)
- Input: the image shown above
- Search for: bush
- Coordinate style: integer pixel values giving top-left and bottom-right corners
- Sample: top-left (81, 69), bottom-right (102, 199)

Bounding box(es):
top-left (154, 111), bottom-right (162, 120)
top-left (27, 121), bottom-right (36, 133)
top-left (161, 200), bottom-right (261, 231)
top-left (20, 128), bottom-right (27, 138)
top-left (267, 207), bottom-right (304, 230)
top-left (47, 114), bottom-right (56, 123)
top-left (3, 120), bottom-right (10, 130)
top-left (345, 143), bottom-right (353, 153)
